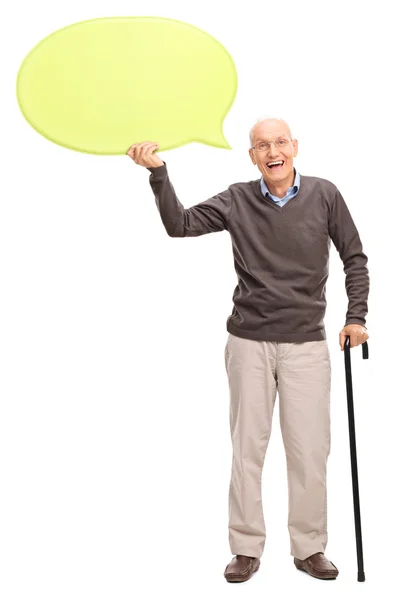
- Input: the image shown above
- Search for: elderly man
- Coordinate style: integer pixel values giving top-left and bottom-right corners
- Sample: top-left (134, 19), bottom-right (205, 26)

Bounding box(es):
top-left (126, 117), bottom-right (369, 583)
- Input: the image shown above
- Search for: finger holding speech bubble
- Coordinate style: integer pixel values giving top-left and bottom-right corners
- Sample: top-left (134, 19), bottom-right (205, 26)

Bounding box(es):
top-left (16, 16), bottom-right (238, 155)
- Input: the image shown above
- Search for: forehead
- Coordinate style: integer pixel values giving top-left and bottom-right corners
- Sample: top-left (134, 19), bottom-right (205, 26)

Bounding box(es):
top-left (252, 120), bottom-right (290, 141)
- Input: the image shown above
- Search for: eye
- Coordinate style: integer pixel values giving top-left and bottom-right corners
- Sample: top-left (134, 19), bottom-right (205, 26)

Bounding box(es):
top-left (277, 139), bottom-right (288, 146)
top-left (257, 142), bottom-right (267, 150)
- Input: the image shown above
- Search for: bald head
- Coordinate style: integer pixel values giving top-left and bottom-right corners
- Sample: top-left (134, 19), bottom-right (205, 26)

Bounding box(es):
top-left (248, 117), bottom-right (298, 194)
top-left (249, 117), bottom-right (293, 147)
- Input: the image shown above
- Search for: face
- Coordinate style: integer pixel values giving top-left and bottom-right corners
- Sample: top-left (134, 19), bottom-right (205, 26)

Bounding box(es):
top-left (248, 120), bottom-right (298, 187)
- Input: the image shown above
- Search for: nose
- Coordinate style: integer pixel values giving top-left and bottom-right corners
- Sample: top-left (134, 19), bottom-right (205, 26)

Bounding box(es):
top-left (267, 142), bottom-right (280, 157)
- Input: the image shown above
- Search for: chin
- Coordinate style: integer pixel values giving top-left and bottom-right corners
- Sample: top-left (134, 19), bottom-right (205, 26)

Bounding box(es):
top-left (264, 168), bottom-right (287, 179)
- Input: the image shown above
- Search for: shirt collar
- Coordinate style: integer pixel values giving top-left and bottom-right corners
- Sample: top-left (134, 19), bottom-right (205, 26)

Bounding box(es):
top-left (260, 167), bottom-right (300, 198)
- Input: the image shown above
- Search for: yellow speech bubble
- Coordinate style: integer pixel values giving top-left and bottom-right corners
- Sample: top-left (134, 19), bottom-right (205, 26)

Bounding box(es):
top-left (16, 16), bottom-right (237, 154)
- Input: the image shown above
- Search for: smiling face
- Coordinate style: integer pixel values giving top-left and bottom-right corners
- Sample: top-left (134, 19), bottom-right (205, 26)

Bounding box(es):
top-left (249, 119), bottom-right (298, 191)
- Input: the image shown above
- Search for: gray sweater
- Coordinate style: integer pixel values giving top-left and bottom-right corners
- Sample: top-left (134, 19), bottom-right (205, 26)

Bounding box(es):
top-left (147, 162), bottom-right (369, 343)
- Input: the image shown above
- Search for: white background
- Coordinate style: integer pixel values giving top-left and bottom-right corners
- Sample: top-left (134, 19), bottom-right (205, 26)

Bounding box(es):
top-left (1, 0), bottom-right (398, 598)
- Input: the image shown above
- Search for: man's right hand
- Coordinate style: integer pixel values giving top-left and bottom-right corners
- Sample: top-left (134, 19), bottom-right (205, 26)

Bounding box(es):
top-left (126, 142), bottom-right (164, 169)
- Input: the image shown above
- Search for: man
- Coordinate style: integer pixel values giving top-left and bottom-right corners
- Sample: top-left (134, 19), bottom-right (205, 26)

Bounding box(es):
top-left (126, 117), bottom-right (369, 583)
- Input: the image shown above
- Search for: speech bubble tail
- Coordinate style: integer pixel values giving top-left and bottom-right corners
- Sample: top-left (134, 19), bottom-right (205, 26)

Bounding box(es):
top-left (196, 130), bottom-right (232, 150)
top-left (218, 137), bottom-right (232, 150)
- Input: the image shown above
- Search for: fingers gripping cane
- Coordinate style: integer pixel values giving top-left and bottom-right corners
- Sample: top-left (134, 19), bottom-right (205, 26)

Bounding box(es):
top-left (344, 335), bottom-right (369, 582)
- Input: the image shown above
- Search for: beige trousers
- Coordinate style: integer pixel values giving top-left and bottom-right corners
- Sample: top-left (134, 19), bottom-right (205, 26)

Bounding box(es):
top-left (224, 333), bottom-right (331, 560)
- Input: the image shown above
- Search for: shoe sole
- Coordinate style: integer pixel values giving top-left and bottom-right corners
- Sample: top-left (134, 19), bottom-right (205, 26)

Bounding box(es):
top-left (225, 562), bottom-right (260, 583)
top-left (295, 563), bottom-right (338, 580)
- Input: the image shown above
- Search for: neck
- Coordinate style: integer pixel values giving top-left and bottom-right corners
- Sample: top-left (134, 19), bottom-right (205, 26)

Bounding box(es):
top-left (265, 169), bottom-right (295, 198)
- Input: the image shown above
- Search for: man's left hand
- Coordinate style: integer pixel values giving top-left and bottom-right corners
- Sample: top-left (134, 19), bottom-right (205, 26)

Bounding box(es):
top-left (339, 324), bottom-right (369, 351)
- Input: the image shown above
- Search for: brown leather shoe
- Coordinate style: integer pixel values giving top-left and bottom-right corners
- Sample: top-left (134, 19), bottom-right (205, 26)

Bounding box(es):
top-left (224, 555), bottom-right (260, 582)
top-left (294, 552), bottom-right (339, 579)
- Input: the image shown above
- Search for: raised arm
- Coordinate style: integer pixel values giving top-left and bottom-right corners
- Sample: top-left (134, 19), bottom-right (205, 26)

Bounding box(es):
top-left (127, 142), bottom-right (232, 237)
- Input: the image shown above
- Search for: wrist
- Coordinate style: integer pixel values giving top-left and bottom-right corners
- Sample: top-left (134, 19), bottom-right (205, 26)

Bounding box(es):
top-left (147, 161), bottom-right (166, 173)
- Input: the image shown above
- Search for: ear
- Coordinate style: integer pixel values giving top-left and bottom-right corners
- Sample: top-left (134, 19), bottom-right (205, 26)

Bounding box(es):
top-left (292, 139), bottom-right (299, 157)
top-left (248, 148), bottom-right (256, 165)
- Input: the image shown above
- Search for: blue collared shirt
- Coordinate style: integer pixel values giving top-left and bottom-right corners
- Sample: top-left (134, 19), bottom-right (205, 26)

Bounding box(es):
top-left (260, 167), bottom-right (301, 207)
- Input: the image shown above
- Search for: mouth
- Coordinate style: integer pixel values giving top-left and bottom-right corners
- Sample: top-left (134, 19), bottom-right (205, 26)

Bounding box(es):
top-left (266, 160), bottom-right (285, 171)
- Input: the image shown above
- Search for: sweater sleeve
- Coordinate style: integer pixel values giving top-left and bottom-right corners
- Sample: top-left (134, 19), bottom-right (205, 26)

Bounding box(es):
top-left (328, 187), bottom-right (370, 327)
top-left (147, 162), bottom-right (232, 237)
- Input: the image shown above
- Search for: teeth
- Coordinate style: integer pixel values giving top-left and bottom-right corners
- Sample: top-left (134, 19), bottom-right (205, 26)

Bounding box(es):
top-left (267, 161), bottom-right (283, 166)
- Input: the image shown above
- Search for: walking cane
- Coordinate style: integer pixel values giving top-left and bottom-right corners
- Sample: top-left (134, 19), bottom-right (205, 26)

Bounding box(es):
top-left (344, 335), bottom-right (369, 582)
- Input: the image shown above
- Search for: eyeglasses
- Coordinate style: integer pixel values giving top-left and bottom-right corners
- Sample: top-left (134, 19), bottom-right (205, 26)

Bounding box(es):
top-left (251, 138), bottom-right (292, 152)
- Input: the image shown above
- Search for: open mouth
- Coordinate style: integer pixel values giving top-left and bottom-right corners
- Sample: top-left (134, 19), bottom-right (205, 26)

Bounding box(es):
top-left (267, 160), bottom-right (285, 170)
